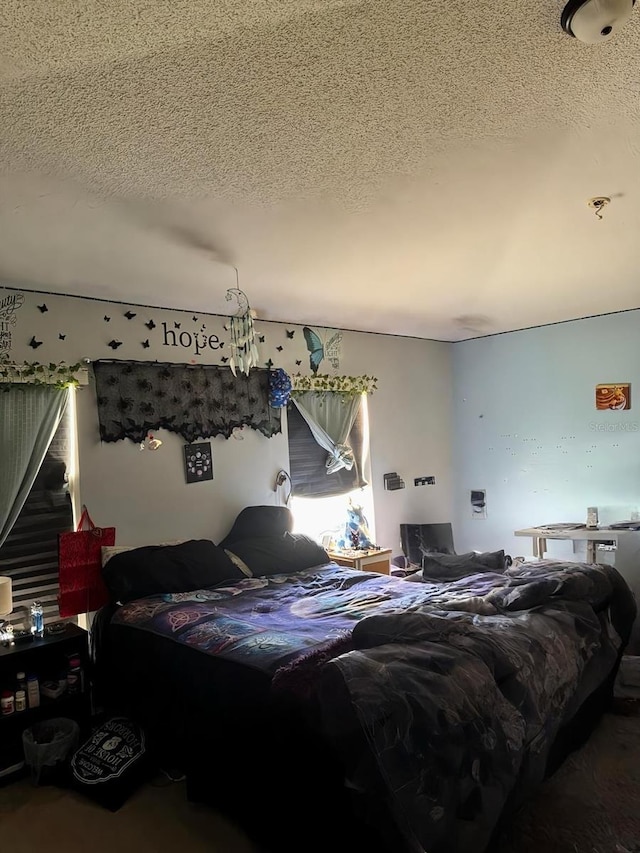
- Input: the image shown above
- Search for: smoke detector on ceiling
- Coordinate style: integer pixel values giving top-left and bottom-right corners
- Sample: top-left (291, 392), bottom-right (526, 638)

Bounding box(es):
top-left (561, 0), bottom-right (636, 43)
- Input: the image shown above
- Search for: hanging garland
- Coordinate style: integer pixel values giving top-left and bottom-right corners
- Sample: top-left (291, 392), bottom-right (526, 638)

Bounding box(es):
top-left (0, 355), bottom-right (85, 389)
top-left (291, 373), bottom-right (377, 396)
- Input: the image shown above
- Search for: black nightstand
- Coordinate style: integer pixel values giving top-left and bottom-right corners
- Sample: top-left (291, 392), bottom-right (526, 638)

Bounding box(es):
top-left (0, 624), bottom-right (91, 780)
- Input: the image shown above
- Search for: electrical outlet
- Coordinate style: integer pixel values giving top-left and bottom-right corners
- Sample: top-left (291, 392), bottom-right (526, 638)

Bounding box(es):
top-left (414, 476), bottom-right (436, 486)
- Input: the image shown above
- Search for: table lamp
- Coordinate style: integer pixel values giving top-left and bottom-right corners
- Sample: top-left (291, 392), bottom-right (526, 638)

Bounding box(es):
top-left (0, 576), bottom-right (14, 643)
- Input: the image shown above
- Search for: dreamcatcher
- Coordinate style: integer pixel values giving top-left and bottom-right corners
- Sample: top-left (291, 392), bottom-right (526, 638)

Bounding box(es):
top-left (225, 269), bottom-right (259, 376)
top-left (154, 224), bottom-right (259, 376)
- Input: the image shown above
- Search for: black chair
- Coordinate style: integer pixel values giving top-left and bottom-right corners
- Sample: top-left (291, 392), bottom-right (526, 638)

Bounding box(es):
top-left (400, 523), bottom-right (456, 567)
top-left (395, 524), bottom-right (512, 577)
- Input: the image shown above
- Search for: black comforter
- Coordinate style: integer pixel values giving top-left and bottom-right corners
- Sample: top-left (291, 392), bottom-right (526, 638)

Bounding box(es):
top-left (104, 559), bottom-right (635, 853)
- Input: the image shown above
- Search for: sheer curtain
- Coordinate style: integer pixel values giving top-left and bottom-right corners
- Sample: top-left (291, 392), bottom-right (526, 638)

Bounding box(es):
top-left (292, 392), bottom-right (363, 474)
top-left (0, 385), bottom-right (69, 548)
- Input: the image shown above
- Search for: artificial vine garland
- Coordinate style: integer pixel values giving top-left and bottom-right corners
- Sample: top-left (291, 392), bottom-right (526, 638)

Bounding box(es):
top-left (291, 373), bottom-right (377, 396)
top-left (0, 354), bottom-right (85, 389)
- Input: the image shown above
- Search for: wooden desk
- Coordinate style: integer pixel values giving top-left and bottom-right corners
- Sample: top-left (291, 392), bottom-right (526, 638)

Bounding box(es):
top-left (514, 526), bottom-right (640, 564)
top-left (328, 548), bottom-right (392, 575)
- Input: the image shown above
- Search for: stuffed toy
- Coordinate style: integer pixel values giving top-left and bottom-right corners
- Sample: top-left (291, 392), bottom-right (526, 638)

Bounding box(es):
top-left (337, 500), bottom-right (374, 550)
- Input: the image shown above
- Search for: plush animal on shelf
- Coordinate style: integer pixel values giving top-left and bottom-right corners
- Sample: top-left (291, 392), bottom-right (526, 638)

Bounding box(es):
top-left (337, 500), bottom-right (374, 550)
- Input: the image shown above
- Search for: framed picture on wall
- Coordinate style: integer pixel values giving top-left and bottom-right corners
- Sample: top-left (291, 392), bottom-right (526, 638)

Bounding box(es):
top-left (595, 383), bottom-right (631, 410)
top-left (183, 442), bottom-right (213, 484)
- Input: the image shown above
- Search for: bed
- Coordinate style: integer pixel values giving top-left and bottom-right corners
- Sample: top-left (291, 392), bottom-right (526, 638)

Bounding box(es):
top-left (93, 506), bottom-right (637, 853)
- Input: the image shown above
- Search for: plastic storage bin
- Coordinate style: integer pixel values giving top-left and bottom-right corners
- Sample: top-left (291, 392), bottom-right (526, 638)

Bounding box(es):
top-left (22, 717), bottom-right (80, 785)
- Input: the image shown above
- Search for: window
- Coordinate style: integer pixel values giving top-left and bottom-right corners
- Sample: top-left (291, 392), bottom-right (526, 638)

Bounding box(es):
top-left (291, 488), bottom-right (376, 548)
top-left (0, 402), bottom-right (74, 623)
top-left (287, 395), bottom-right (376, 545)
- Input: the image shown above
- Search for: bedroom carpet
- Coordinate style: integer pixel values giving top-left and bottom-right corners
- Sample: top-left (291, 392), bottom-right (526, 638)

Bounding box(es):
top-left (0, 772), bottom-right (256, 853)
top-left (497, 700), bottom-right (640, 853)
top-left (1, 704), bottom-right (639, 853)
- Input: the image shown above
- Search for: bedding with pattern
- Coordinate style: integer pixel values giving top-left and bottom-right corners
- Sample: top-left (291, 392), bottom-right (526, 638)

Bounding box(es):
top-left (108, 557), bottom-right (636, 853)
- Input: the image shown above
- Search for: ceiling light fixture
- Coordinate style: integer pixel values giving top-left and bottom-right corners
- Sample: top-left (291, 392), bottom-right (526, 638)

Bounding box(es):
top-left (588, 196), bottom-right (611, 219)
top-left (561, 0), bottom-right (636, 43)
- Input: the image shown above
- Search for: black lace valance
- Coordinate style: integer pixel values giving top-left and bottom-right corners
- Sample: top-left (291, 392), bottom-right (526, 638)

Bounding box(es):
top-left (93, 361), bottom-right (281, 443)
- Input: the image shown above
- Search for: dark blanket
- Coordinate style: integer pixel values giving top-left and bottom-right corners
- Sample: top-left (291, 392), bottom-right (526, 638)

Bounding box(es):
top-left (112, 559), bottom-right (635, 853)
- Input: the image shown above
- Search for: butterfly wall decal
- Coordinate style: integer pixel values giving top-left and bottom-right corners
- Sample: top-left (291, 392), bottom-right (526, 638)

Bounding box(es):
top-left (124, 311), bottom-right (137, 320)
top-left (174, 322), bottom-right (181, 329)
top-left (276, 345), bottom-right (283, 352)
top-left (258, 335), bottom-right (265, 343)
top-left (37, 304), bottom-right (48, 313)
top-left (29, 336), bottom-right (43, 349)
top-left (141, 339), bottom-right (150, 349)
top-left (192, 315), bottom-right (198, 322)
top-left (145, 320), bottom-right (156, 330)
top-left (302, 327), bottom-right (343, 375)
top-left (104, 315), bottom-right (111, 322)
top-left (58, 333), bottom-right (66, 340)
top-left (108, 339), bottom-right (123, 350)
top-left (220, 356), bottom-right (228, 364)
top-left (286, 329), bottom-right (295, 339)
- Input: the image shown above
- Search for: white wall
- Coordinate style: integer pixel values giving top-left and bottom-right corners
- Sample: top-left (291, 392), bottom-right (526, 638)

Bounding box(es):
top-left (336, 331), bottom-right (453, 553)
top-left (2, 286), bottom-right (453, 552)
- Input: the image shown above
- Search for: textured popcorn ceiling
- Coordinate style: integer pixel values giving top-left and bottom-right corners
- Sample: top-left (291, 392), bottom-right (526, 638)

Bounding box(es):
top-left (1, 0), bottom-right (640, 340)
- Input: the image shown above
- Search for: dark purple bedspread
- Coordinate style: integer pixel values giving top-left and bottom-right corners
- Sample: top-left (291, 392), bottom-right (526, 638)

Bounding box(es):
top-left (113, 559), bottom-right (635, 853)
top-left (112, 563), bottom-right (431, 673)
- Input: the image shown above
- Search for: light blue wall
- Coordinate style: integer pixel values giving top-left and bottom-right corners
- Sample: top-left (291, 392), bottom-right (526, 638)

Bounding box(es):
top-left (453, 310), bottom-right (640, 561)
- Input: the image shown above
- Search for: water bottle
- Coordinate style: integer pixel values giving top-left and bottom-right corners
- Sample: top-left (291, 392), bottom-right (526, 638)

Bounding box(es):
top-left (30, 601), bottom-right (44, 638)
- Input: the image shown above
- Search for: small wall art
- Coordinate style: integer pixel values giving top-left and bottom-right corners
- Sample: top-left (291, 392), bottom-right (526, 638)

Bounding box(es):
top-left (183, 442), bottom-right (213, 484)
top-left (470, 489), bottom-right (487, 519)
top-left (0, 292), bottom-right (24, 352)
top-left (302, 326), bottom-right (342, 374)
top-left (595, 383), bottom-right (631, 410)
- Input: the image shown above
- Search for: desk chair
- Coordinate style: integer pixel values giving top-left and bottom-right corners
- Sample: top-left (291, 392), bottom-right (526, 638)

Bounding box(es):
top-left (391, 523), bottom-right (456, 575)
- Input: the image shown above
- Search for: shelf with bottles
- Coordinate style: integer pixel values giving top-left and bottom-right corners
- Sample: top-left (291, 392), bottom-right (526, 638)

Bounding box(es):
top-left (0, 688), bottom-right (90, 727)
top-left (0, 624), bottom-right (90, 726)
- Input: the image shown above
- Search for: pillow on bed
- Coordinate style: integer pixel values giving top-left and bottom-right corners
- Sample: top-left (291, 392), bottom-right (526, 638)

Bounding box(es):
top-left (219, 505), bottom-right (294, 549)
top-left (101, 541), bottom-right (184, 568)
top-left (422, 550), bottom-right (508, 581)
top-left (224, 532), bottom-right (328, 577)
top-left (102, 539), bottom-right (244, 603)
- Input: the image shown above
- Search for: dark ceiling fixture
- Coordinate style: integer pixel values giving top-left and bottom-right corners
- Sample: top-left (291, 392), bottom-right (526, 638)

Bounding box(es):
top-left (562, 0), bottom-right (636, 43)
top-left (588, 196), bottom-right (611, 219)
